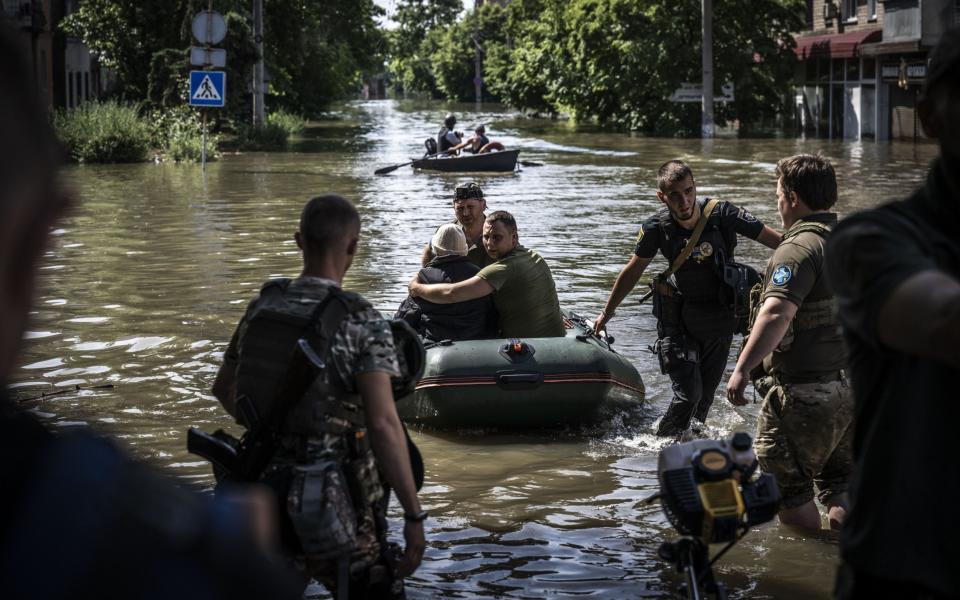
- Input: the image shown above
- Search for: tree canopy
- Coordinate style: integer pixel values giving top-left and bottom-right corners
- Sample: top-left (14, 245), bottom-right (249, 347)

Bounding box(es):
top-left (61, 0), bottom-right (386, 119)
top-left (387, 0), bottom-right (804, 135)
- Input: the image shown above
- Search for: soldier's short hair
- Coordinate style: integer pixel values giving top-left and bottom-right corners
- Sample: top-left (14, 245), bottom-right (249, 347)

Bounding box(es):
top-left (775, 154), bottom-right (838, 211)
top-left (657, 160), bottom-right (695, 192)
top-left (485, 210), bottom-right (517, 234)
top-left (299, 194), bottom-right (360, 255)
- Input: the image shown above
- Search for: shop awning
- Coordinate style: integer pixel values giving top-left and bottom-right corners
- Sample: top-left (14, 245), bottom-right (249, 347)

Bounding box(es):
top-left (794, 29), bottom-right (882, 60)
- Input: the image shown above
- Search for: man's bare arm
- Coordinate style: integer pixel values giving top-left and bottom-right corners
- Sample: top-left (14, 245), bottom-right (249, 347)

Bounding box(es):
top-left (726, 297), bottom-right (798, 405)
top-left (877, 270), bottom-right (960, 368)
top-left (593, 256), bottom-right (652, 334)
top-left (756, 225), bottom-right (783, 250)
top-left (409, 275), bottom-right (494, 304)
top-left (357, 371), bottom-right (425, 576)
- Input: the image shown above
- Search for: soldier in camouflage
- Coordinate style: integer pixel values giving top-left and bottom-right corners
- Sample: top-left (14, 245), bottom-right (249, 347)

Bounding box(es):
top-left (726, 154), bottom-right (851, 532)
top-left (213, 195), bottom-right (426, 598)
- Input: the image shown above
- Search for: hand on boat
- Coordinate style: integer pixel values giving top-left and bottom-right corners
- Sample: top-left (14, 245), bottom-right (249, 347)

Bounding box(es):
top-left (726, 368), bottom-right (749, 406)
top-left (592, 311), bottom-right (611, 336)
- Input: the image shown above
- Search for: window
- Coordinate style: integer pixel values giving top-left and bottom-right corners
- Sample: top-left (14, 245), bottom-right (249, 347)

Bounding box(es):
top-left (868, 0), bottom-right (877, 20)
top-left (67, 71), bottom-right (74, 108)
top-left (847, 58), bottom-right (860, 81)
top-left (843, 0), bottom-right (857, 21)
top-left (75, 72), bottom-right (82, 106)
top-left (863, 58), bottom-right (876, 80)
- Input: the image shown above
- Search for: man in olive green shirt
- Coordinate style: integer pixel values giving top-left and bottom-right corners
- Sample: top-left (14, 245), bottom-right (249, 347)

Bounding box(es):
top-left (409, 210), bottom-right (565, 338)
top-left (726, 154), bottom-right (851, 533)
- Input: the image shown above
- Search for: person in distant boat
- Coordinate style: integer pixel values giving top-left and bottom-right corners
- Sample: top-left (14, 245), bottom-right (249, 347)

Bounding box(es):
top-left (396, 223), bottom-right (497, 341)
top-left (436, 113), bottom-right (463, 154)
top-left (459, 124), bottom-right (506, 154)
top-left (421, 182), bottom-right (495, 269)
top-left (409, 210), bottom-right (565, 339)
top-left (593, 160), bottom-right (782, 438)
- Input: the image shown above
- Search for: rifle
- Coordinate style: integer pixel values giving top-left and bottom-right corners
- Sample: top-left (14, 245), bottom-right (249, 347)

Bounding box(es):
top-left (188, 337), bottom-right (327, 482)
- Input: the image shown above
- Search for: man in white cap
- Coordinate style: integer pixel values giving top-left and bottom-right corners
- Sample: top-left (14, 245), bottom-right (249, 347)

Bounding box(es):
top-left (397, 223), bottom-right (497, 341)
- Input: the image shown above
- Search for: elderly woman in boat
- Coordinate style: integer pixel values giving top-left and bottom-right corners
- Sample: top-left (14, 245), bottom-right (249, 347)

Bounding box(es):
top-left (409, 210), bottom-right (565, 339)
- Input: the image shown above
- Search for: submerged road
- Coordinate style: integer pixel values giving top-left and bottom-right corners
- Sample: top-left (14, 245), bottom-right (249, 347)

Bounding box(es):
top-left (14, 100), bottom-right (936, 598)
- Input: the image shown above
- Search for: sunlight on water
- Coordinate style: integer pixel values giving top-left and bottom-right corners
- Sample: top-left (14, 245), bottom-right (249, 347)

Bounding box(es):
top-left (12, 100), bottom-right (936, 598)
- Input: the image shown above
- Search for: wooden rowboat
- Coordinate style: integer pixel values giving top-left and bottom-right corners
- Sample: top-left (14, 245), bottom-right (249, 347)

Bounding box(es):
top-left (411, 150), bottom-right (519, 173)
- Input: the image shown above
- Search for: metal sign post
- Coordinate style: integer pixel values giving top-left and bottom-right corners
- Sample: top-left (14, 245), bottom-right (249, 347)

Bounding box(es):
top-left (188, 9), bottom-right (227, 172)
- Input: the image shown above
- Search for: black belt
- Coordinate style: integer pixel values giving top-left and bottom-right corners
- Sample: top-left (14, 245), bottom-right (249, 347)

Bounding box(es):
top-left (774, 370), bottom-right (843, 385)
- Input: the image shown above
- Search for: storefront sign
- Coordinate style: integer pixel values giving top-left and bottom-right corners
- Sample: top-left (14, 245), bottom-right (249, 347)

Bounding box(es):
top-left (882, 62), bottom-right (927, 81)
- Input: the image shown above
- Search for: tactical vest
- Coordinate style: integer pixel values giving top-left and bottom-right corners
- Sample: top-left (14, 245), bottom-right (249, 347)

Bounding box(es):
top-left (656, 202), bottom-right (738, 337)
top-left (746, 221), bottom-right (837, 350)
top-left (235, 279), bottom-right (368, 440)
top-left (777, 221), bottom-right (837, 351)
top-left (438, 127), bottom-right (455, 152)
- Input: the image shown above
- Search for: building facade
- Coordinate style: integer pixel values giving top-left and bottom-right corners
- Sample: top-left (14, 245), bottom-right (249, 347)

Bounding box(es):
top-left (1, 0), bottom-right (107, 110)
top-left (794, 0), bottom-right (959, 141)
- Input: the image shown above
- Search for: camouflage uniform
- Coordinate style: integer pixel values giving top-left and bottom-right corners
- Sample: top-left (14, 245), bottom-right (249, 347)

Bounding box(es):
top-left (750, 214), bottom-right (853, 509)
top-left (221, 276), bottom-right (401, 587)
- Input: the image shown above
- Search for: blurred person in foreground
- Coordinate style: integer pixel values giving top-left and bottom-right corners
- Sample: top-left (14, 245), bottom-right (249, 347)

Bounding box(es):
top-left (0, 24), bottom-right (300, 600)
top-left (825, 27), bottom-right (960, 599)
top-left (727, 154), bottom-right (851, 533)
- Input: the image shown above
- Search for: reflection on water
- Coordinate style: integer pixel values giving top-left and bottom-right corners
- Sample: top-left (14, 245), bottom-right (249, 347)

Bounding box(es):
top-left (13, 100), bottom-right (936, 597)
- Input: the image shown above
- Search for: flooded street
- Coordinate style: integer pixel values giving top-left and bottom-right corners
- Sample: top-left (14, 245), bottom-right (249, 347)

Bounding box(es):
top-left (13, 101), bottom-right (937, 598)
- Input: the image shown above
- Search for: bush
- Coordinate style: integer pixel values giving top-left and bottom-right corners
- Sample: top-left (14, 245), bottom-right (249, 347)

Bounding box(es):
top-left (54, 101), bottom-right (151, 163)
top-left (148, 106), bottom-right (219, 162)
top-left (236, 109), bottom-right (306, 150)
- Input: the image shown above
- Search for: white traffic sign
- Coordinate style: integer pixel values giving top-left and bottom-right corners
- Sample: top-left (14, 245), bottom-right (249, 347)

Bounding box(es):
top-left (191, 11), bottom-right (227, 45)
top-left (669, 82), bottom-right (735, 103)
top-left (190, 46), bottom-right (227, 68)
top-left (189, 71), bottom-right (226, 107)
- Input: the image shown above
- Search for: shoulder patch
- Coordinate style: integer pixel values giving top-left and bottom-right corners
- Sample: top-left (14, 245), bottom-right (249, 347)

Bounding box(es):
top-left (738, 207), bottom-right (758, 224)
top-left (771, 264), bottom-right (792, 286)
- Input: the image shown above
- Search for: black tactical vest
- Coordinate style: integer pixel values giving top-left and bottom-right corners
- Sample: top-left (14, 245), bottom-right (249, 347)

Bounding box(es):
top-left (438, 127), bottom-right (455, 152)
top-left (656, 202), bottom-right (738, 338)
top-left (235, 279), bottom-right (367, 439)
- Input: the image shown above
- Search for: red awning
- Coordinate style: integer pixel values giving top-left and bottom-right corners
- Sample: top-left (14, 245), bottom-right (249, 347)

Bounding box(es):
top-left (794, 29), bottom-right (882, 60)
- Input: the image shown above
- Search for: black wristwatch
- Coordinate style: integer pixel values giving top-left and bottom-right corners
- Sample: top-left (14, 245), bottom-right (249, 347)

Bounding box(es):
top-left (404, 510), bottom-right (429, 523)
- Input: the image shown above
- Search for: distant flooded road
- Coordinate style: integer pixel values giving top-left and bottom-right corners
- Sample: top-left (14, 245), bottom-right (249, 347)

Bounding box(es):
top-left (14, 101), bottom-right (937, 598)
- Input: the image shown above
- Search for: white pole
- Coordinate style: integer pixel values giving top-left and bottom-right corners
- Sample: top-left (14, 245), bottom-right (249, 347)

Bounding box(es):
top-left (701, 0), bottom-right (715, 138)
top-left (253, 0), bottom-right (265, 128)
top-left (474, 0), bottom-right (482, 106)
top-left (201, 110), bottom-right (207, 170)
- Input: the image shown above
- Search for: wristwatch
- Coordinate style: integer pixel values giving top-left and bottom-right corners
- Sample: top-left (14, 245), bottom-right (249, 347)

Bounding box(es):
top-left (404, 510), bottom-right (429, 523)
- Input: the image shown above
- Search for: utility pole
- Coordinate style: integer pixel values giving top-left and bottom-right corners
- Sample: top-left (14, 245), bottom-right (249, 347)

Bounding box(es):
top-left (252, 0), bottom-right (265, 128)
top-left (701, 0), bottom-right (714, 138)
top-left (474, 0), bottom-right (482, 106)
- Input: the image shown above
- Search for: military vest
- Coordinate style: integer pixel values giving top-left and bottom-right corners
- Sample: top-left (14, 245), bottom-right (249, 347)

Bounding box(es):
top-left (656, 202), bottom-right (738, 338)
top-left (438, 127), bottom-right (455, 152)
top-left (235, 279), bottom-right (368, 440)
top-left (774, 221), bottom-right (837, 350)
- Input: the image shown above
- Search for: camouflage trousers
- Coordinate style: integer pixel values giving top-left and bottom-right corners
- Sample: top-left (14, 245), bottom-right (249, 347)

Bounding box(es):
top-left (754, 375), bottom-right (854, 509)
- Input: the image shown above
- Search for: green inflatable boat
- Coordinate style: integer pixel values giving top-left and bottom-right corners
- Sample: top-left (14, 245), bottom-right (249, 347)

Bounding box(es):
top-left (397, 311), bottom-right (644, 428)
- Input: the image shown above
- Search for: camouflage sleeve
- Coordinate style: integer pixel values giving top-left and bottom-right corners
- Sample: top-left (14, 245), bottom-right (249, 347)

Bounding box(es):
top-left (334, 307), bottom-right (401, 380)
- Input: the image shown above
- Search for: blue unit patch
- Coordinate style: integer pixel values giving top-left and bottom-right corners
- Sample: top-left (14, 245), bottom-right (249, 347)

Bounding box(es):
top-left (771, 264), bottom-right (792, 286)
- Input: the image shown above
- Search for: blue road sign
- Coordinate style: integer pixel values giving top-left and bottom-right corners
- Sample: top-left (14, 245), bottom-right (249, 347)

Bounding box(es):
top-left (189, 70), bottom-right (226, 107)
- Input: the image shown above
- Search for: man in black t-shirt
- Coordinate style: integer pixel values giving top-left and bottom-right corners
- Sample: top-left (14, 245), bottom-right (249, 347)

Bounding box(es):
top-left (595, 160), bottom-right (781, 437)
top-left (826, 27), bottom-right (960, 600)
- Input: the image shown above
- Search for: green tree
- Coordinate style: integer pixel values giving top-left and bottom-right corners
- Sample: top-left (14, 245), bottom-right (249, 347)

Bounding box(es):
top-left (388, 0), bottom-right (462, 97)
top-left (431, 3), bottom-right (508, 102)
top-left (486, 0), bottom-right (803, 135)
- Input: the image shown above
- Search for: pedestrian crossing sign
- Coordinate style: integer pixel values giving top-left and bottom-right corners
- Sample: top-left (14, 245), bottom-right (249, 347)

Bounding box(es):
top-left (189, 70), bottom-right (226, 107)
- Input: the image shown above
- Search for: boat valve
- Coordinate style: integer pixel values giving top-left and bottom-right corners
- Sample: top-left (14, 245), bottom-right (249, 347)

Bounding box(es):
top-left (499, 338), bottom-right (535, 362)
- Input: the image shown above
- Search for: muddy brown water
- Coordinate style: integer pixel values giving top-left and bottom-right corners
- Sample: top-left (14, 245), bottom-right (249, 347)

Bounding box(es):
top-left (13, 101), bottom-right (937, 598)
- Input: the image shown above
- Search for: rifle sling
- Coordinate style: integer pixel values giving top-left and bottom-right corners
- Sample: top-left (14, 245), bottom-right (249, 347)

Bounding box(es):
top-left (658, 198), bottom-right (720, 281)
